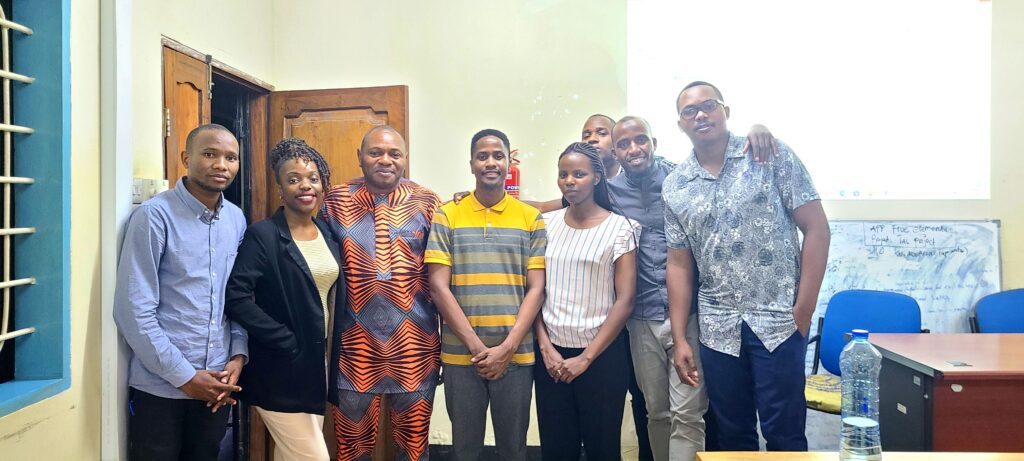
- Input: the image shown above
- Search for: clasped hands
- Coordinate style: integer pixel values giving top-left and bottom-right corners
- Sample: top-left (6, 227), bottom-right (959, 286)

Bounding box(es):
top-left (540, 348), bottom-right (591, 384)
top-left (470, 343), bottom-right (515, 380)
top-left (179, 355), bottom-right (244, 412)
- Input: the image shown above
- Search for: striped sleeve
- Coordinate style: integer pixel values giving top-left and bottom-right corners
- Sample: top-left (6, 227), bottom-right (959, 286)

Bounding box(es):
top-left (613, 217), bottom-right (642, 261)
top-left (424, 206), bottom-right (453, 266)
top-left (527, 212), bottom-right (547, 270)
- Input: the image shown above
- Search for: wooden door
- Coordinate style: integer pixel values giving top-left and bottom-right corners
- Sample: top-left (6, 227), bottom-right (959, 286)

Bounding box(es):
top-left (162, 46), bottom-right (211, 186)
top-left (259, 86), bottom-right (409, 461)
top-left (257, 85), bottom-right (408, 221)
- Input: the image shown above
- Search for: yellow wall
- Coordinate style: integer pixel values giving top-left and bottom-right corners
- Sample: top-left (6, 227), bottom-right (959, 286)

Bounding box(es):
top-left (0, 0), bottom-right (102, 457)
top-left (991, 0), bottom-right (1024, 289)
top-left (132, 0), bottom-right (276, 178)
top-left (270, 0), bottom-right (627, 202)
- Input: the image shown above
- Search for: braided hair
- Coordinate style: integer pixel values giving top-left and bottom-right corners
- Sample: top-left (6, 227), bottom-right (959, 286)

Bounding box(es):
top-left (559, 142), bottom-right (614, 213)
top-left (269, 137), bottom-right (332, 188)
top-left (559, 142), bottom-right (639, 246)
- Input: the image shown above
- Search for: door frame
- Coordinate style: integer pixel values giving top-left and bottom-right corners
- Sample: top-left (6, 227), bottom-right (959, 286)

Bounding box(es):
top-left (160, 36), bottom-right (276, 461)
top-left (160, 36), bottom-right (272, 223)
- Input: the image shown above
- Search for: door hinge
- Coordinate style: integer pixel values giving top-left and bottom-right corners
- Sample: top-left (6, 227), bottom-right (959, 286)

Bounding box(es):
top-left (164, 107), bottom-right (171, 138)
top-left (205, 54), bottom-right (214, 99)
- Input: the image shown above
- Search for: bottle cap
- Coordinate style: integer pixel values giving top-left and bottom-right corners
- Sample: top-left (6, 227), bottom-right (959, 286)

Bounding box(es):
top-left (851, 329), bottom-right (869, 339)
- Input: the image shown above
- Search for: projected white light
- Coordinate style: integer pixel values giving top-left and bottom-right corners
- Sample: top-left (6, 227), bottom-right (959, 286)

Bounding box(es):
top-left (627, 0), bottom-right (991, 200)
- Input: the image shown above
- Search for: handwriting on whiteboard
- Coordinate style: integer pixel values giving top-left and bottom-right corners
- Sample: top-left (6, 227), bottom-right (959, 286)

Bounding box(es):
top-left (813, 220), bottom-right (1000, 337)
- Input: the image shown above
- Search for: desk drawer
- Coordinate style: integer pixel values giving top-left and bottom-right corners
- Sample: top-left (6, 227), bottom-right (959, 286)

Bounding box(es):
top-left (879, 357), bottom-right (931, 451)
top-left (932, 377), bottom-right (1024, 452)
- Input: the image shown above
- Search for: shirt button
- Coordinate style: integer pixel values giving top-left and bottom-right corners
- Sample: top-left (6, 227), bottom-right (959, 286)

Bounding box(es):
top-left (212, 272), bottom-right (216, 278)
top-left (209, 342), bottom-right (215, 348)
top-left (487, 223), bottom-right (492, 227)
top-left (211, 248), bottom-right (216, 254)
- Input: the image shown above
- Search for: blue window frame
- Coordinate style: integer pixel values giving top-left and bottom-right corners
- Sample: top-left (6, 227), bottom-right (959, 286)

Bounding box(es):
top-left (0, 0), bottom-right (71, 417)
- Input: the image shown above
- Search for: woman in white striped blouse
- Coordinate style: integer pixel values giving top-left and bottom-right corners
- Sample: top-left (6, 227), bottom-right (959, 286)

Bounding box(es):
top-left (534, 142), bottom-right (641, 461)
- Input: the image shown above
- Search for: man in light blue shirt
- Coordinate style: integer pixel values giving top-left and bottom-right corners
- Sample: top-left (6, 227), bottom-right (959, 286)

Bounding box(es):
top-left (114, 124), bottom-right (248, 461)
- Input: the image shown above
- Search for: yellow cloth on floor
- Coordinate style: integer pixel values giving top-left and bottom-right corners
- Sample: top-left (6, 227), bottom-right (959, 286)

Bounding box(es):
top-left (805, 374), bottom-right (842, 414)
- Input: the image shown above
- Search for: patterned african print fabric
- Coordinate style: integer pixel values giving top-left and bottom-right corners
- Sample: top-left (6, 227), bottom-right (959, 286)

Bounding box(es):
top-left (321, 178), bottom-right (442, 394)
top-left (332, 389), bottom-right (435, 461)
top-left (663, 133), bottom-right (820, 357)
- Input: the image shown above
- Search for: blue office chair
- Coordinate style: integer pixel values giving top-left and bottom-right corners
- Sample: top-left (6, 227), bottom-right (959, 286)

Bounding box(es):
top-left (805, 289), bottom-right (924, 414)
top-left (970, 288), bottom-right (1024, 333)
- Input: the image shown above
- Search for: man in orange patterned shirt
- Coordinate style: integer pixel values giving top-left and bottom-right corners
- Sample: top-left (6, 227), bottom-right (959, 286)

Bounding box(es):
top-left (321, 125), bottom-right (441, 461)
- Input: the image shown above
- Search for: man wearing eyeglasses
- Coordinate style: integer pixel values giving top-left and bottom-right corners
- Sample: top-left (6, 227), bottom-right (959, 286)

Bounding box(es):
top-left (609, 115), bottom-right (776, 461)
top-left (663, 81), bottom-right (830, 452)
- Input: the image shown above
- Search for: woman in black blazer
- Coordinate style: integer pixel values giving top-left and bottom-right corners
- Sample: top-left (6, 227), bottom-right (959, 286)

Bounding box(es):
top-left (226, 138), bottom-right (343, 461)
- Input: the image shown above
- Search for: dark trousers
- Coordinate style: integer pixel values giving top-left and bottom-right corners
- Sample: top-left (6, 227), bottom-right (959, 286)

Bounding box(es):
top-left (623, 328), bottom-right (654, 461)
top-left (704, 401), bottom-right (721, 451)
top-left (535, 334), bottom-right (629, 461)
top-left (700, 323), bottom-right (808, 452)
top-left (443, 364), bottom-right (534, 461)
top-left (128, 387), bottom-right (230, 461)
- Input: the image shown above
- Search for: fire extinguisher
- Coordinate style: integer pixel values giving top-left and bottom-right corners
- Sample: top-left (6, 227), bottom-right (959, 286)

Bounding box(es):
top-left (505, 148), bottom-right (521, 199)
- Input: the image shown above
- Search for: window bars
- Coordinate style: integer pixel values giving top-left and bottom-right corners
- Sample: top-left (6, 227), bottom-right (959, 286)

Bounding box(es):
top-left (0, 7), bottom-right (35, 353)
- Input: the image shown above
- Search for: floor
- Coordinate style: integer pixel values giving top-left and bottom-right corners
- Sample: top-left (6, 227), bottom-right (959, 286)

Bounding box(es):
top-left (618, 401), bottom-right (842, 460)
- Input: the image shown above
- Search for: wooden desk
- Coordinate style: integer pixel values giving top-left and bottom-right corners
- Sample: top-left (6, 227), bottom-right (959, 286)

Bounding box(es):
top-left (869, 333), bottom-right (1024, 452)
top-left (696, 452), bottom-right (1024, 461)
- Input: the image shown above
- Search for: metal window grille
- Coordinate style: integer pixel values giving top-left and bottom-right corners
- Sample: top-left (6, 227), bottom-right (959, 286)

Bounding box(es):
top-left (0, 7), bottom-right (35, 352)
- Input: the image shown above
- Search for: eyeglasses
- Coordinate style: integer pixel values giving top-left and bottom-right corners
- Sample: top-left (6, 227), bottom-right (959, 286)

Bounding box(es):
top-left (679, 99), bottom-right (724, 120)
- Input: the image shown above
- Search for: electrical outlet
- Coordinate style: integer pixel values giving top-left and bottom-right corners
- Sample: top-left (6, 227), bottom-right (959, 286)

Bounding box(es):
top-left (132, 178), bottom-right (169, 204)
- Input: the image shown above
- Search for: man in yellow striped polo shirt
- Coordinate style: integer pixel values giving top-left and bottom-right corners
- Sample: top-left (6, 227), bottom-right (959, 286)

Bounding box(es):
top-left (426, 128), bottom-right (546, 461)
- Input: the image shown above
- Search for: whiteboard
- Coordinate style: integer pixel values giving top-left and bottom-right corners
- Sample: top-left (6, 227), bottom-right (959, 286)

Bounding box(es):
top-left (813, 221), bottom-right (1001, 334)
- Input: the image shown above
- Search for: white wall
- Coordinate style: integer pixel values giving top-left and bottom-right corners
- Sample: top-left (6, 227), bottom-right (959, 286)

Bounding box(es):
top-left (131, 0), bottom-right (276, 178)
top-left (269, 0), bottom-right (627, 445)
top-left (3, 1), bottom-right (1021, 459)
top-left (270, 0), bottom-right (627, 202)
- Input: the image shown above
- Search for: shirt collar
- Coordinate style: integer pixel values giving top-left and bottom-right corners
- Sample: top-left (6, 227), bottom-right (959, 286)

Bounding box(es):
top-left (352, 177), bottom-right (402, 210)
top-left (175, 177), bottom-right (222, 223)
top-left (622, 161), bottom-right (659, 187)
top-left (679, 132), bottom-right (744, 181)
top-left (724, 132), bottom-right (747, 159)
top-left (468, 190), bottom-right (510, 212)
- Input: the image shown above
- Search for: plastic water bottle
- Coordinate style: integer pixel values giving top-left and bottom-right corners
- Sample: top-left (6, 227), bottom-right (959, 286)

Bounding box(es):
top-left (839, 329), bottom-right (882, 460)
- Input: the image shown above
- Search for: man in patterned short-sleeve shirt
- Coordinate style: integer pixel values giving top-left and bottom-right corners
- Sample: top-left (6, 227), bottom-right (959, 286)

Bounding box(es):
top-left (662, 81), bottom-right (831, 452)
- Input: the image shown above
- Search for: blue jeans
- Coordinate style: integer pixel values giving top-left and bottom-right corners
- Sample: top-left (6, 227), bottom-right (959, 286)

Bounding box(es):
top-left (443, 364), bottom-right (533, 461)
top-left (700, 322), bottom-right (808, 451)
